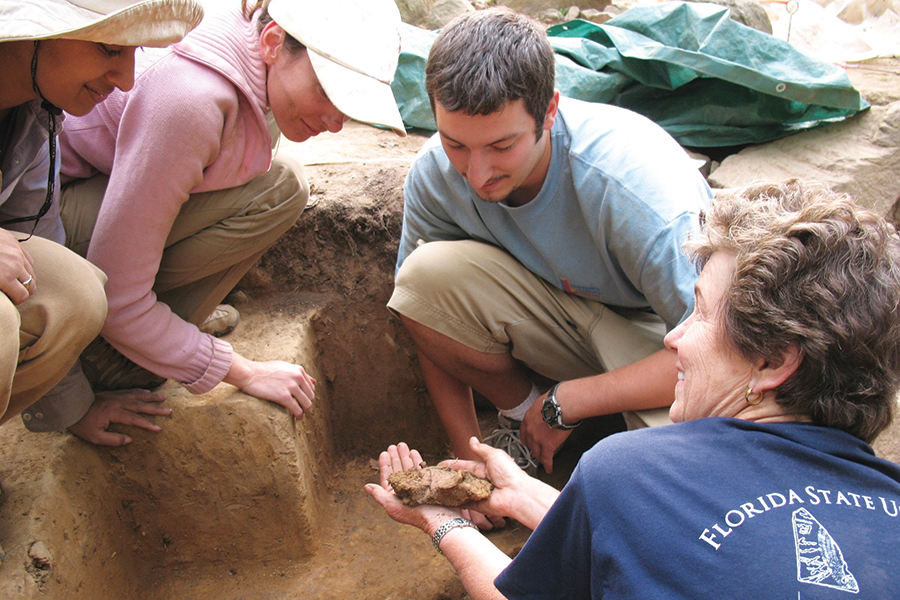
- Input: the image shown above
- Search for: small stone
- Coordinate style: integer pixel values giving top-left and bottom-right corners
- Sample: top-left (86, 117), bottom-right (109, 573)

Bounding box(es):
top-left (538, 8), bottom-right (563, 23)
top-left (29, 541), bottom-right (52, 569)
top-left (428, 0), bottom-right (475, 30)
top-left (225, 289), bottom-right (249, 305)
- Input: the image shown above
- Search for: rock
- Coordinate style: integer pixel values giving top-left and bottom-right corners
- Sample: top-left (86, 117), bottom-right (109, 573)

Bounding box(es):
top-left (538, 8), bottom-right (564, 23)
top-left (427, 0), bottom-right (475, 30)
top-left (28, 541), bottom-right (52, 570)
top-left (689, 0), bottom-right (773, 34)
top-left (395, 0), bottom-right (434, 27)
top-left (581, 8), bottom-right (614, 23)
top-left (499, 0), bottom-right (611, 16)
top-left (565, 6), bottom-right (581, 20)
top-left (708, 101), bottom-right (900, 218)
top-left (388, 466), bottom-right (493, 507)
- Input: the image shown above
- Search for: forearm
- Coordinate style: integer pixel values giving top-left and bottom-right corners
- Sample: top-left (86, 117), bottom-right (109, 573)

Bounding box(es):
top-left (433, 524), bottom-right (511, 600)
top-left (560, 348), bottom-right (677, 422)
top-left (502, 478), bottom-right (560, 530)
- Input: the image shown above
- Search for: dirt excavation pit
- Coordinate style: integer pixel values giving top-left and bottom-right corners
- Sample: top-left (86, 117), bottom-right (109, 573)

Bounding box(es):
top-left (0, 124), bottom-right (556, 599)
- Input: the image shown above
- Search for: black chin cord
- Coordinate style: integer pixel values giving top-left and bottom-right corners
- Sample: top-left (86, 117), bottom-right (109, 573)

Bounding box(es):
top-left (1, 41), bottom-right (62, 239)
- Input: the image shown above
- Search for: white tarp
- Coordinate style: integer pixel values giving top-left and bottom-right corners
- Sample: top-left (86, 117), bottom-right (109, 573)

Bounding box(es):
top-left (766, 0), bottom-right (900, 62)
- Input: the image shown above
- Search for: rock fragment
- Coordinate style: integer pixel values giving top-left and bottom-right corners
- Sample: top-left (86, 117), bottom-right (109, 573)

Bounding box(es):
top-left (389, 466), bottom-right (493, 507)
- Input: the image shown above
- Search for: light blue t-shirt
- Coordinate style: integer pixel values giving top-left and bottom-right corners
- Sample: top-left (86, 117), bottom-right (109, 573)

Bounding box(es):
top-left (397, 98), bottom-right (712, 329)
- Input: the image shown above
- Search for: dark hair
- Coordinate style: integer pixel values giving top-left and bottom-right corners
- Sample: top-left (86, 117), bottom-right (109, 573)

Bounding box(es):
top-left (425, 7), bottom-right (556, 138)
top-left (241, 0), bottom-right (305, 54)
top-left (688, 180), bottom-right (900, 442)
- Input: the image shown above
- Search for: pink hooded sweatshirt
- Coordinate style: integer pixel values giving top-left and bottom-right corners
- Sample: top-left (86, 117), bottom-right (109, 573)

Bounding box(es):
top-left (60, 5), bottom-right (273, 393)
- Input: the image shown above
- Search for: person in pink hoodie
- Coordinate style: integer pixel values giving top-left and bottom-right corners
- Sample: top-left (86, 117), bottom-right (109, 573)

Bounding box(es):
top-left (54, 0), bottom-right (406, 446)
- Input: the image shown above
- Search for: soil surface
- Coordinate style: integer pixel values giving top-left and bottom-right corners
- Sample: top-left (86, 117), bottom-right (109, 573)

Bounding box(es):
top-left (1, 56), bottom-right (898, 600)
top-left (0, 120), bottom-right (618, 600)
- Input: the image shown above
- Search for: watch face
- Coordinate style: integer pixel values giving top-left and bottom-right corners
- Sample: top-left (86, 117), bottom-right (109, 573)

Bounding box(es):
top-left (542, 400), bottom-right (557, 424)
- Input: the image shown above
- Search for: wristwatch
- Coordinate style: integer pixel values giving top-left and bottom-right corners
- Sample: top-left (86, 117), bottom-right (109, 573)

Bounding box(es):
top-left (541, 382), bottom-right (581, 430)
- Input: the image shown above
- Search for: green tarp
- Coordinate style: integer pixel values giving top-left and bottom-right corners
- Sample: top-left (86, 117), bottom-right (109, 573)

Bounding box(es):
top-left (391, 1), bottom-right (867, 148)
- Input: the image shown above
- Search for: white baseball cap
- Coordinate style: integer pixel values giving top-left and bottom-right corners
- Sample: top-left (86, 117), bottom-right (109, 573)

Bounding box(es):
top-left (0, 0), bottom-right (204, 47)
top-left (267, 0), bottom-right (406, 136)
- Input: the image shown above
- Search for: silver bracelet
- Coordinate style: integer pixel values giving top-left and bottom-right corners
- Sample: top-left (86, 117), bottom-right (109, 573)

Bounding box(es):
top-left (431, 517), bottom-right (477, 554)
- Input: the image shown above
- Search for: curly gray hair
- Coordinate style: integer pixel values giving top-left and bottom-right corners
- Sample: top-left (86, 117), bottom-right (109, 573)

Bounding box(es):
top-left (687, 180), bottom-right (900, 442)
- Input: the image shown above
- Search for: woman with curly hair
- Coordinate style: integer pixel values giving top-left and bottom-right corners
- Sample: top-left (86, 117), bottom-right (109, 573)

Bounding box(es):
top-left (369, 180), bottom-right (900, 599)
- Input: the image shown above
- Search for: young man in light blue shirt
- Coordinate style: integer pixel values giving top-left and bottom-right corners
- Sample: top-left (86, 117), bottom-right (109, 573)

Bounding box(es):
top-left (388, 8), bottom-right (712, 492)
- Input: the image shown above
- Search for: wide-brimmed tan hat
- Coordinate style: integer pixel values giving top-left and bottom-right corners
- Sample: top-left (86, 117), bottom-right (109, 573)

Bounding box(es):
top-left (0, 0), bottom-right (204, 47)
top-left (267, 0), bottom-right (406, 136)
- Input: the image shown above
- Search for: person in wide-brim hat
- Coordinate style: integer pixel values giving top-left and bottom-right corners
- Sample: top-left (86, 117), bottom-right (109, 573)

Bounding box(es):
top-left (0, 0), bottom-right (204, 46)
top-left (0, 0), bottom-right (204, 119)
top-left (0, 2), bottom-right (204, 557)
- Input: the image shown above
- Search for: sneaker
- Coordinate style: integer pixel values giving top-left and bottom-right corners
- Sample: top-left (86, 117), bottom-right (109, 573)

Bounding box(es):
top-left (483, 413), bottom-right (539, 475)
top-left (80, 337), bottom-right (167, 392)
top-left (199, 304), bottom-right (240, 337)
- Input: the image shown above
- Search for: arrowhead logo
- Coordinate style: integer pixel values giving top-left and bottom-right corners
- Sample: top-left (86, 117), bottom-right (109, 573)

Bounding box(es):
top-left (792, 508), bottom-right (859, 594)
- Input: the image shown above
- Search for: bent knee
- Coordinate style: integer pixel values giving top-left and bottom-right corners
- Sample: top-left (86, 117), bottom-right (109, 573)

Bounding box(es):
top-left (50, 247), bottom-right (107, 337)
top-left (396, 241), bottom-right (477, 296)
top-left (395, 240), bottom-right (509, 295)
top-left (65, 262), bottom-right (108, 344)
top-left (269, 156), bottom-right (310, 220)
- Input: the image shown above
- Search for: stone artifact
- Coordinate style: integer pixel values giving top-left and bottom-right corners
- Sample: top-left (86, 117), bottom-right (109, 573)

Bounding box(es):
top-left (389, 465), bottom-right (494, 507)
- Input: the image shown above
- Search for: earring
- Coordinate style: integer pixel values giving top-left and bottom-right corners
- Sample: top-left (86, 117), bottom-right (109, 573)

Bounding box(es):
top-left (745, 387), bottom-right (763, 405)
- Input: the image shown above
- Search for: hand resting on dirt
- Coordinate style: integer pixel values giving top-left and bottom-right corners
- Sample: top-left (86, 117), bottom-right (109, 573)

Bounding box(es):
top-left (68, 389), bottom-right (171, 447)
top-left (223, 353), bottom-right (316, 418)
top-left (0, 229), bottom-right (36, 305)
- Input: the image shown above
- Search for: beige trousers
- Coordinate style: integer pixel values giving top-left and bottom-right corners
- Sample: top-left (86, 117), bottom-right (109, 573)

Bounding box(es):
top-left (60, 156), bottom-right (309, 327)
top-left (388, 239), bottom-right (667, 383)
top-left (0, 235), bottom-right (107, 425)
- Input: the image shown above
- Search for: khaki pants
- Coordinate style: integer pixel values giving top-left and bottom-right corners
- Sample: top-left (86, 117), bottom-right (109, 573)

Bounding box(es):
top-left (388, 239), bottom-right (667, 384)
top-left (60, 156), bottom-right (308, 327)
top-left (0, 235), bottom-right (107, 425)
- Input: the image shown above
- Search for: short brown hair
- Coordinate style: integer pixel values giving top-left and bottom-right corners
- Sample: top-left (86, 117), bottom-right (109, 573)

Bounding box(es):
top-left (688, 180), bottom-right (900, 442)
top-left (242, 0), bottom-right (305, 54)
top-left (425, 7), bottom-right (556, 138)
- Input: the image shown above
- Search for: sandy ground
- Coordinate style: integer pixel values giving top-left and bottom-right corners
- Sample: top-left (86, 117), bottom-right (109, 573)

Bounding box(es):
top-left (0, 56), bottom-right (898, 600)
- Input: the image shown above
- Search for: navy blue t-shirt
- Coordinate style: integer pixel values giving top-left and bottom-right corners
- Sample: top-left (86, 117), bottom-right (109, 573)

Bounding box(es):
top-left (495, 418), bottom-right (900, 599)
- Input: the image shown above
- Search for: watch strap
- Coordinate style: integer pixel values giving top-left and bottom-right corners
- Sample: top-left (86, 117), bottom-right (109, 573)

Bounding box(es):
top-left (432, 517), bottom-right (477, 554)
top-left (544, 382), bottom-right (581, 430)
